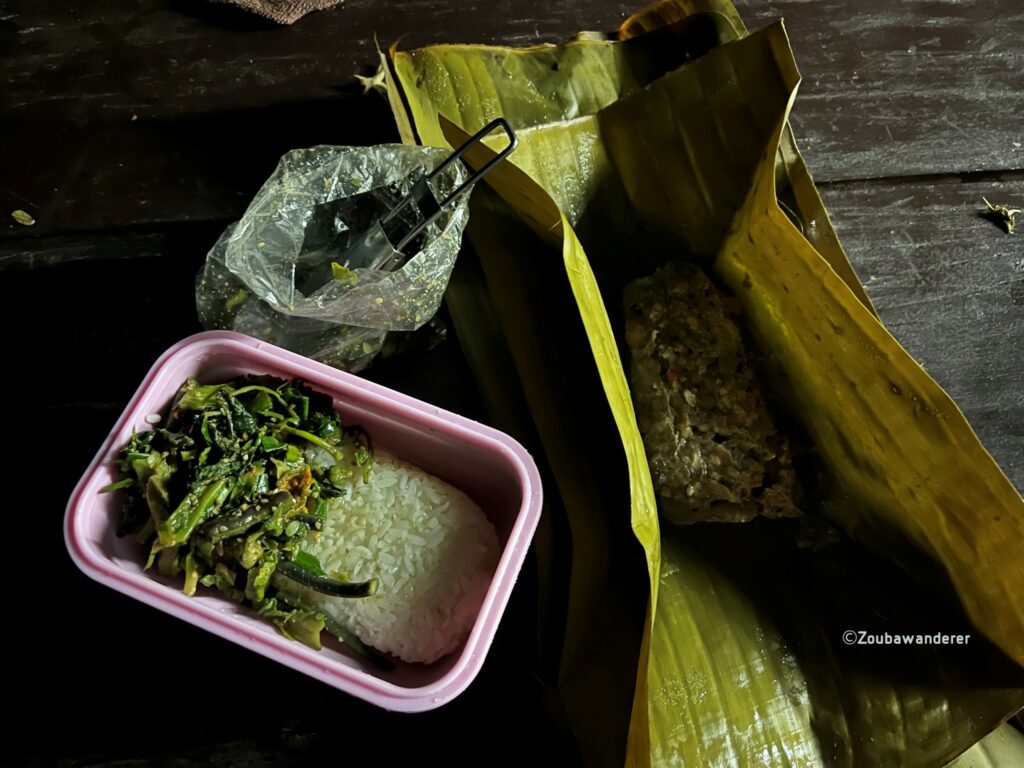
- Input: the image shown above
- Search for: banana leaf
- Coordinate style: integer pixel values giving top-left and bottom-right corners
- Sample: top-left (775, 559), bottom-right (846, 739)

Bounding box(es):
top-left (714, 52), bottom-right (1024, 678)
top-left (384, 4), bottom-right (1024, 766)
top-left (386, 3), bottom-right (873, 314)
top-left (949, 724), bottom-right (1024, 768)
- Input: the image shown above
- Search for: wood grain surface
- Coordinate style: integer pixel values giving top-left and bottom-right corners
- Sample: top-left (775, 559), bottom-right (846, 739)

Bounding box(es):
top-left (0, 0), bottom-right (1020, 764)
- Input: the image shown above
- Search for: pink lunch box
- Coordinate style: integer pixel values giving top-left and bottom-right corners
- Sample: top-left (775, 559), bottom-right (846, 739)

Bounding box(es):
top-left (64, 330), bottom-right (543, 712)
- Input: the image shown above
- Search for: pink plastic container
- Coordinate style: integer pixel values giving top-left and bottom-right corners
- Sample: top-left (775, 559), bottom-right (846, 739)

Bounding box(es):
top-left (65, 331), bottom-right (542, 711)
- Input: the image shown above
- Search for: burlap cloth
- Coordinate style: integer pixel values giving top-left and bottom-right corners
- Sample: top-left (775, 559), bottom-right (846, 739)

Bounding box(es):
top-left (212, 0), bottom-right (343, 24)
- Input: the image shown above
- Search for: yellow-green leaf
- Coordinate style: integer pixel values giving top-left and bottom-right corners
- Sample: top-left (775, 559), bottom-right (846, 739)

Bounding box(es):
top-left (387, 4), bottom-right (1024, 767)
top-left (715, 62), bottom-right (1024, 673)
top-left (949, 725), bottom-right (1024, 768)
top-left (387, 6), bottom-right (874, 312)
top-left (11, 209), bottom-right (35, 226)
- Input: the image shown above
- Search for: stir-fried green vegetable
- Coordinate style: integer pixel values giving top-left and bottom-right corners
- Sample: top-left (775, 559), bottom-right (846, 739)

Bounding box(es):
top-left (103, 375), bottom-right (383, 659)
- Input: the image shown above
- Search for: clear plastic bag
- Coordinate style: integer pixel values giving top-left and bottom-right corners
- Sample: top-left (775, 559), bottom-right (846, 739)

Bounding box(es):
top-left (196, 144), bottom-right (470, 371)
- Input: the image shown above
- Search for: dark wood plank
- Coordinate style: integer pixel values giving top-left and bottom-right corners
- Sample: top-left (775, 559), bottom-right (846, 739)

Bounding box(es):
top-left (0, 0), bottom-right (634, 119)
top-left (3, 0), bottom-right (1022, 240)
top-left (0, 100), bottom-right (400, 239)
top-left (818, 174), bottom-right (1024, 489)
top-left (739, 0), bottom-right (1024, 181)
top-left (0, 0), bottom-right (629, 239)
top-left (0, 222), bottom-right (227, 268)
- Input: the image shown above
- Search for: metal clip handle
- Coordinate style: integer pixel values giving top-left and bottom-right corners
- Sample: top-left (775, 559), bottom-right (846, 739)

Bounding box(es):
top-left (384, 118), bottom-right (518, 253)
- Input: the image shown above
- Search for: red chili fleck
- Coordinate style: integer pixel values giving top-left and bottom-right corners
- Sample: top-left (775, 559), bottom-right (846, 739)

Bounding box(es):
top-left (665, 369), bottom-right (680, 384)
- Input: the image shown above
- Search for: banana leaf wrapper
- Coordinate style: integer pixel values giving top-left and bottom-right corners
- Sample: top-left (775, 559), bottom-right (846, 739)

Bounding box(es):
top-left (384, 5), bottom-right (1024, 766)
top-left (949, 724), bottom-right (1024, 768)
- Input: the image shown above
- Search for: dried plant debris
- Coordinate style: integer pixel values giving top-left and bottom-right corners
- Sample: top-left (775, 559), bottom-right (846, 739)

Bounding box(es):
top-left (355, 65), bottom-right (387, 95)
top-left (982, 197), bottom-right (1021, 235)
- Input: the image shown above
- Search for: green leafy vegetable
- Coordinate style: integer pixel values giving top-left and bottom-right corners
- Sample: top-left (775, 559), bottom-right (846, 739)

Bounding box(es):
top-left (292, 550), bottom-right (327, 577)
top-left (276, 560), bottom-right (378, 598)
top-left (99, 478), bottom-right (134, 493)
top-left (108, 375), bottom-right (379, 656)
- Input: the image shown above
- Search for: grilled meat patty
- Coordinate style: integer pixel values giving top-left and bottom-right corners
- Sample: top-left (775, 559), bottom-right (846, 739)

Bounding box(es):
top-left (625, 262), bottom-right (800, 524)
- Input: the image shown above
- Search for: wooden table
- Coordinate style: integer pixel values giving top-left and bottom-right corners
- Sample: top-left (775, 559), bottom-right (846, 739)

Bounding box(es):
top-left (2, 0), bottom-right (1020, 764)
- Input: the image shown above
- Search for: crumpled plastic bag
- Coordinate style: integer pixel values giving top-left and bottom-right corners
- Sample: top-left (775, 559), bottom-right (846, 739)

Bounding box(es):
top-left (196, 144), bottom-right (470, 371)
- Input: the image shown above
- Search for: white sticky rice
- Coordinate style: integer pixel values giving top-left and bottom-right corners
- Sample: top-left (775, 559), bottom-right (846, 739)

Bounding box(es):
top-left (300, 451), bottom-right (499, 664)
